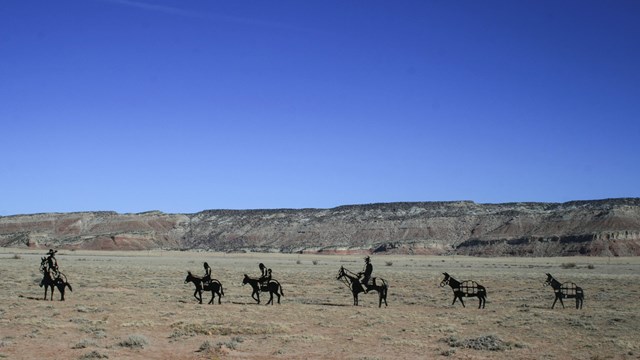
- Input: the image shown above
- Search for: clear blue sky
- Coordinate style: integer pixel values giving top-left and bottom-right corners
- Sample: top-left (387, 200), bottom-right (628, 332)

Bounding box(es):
top-left (2, 0), bottom-right (639, 215)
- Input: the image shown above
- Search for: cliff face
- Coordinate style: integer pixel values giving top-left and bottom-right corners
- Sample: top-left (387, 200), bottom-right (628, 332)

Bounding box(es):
top-left (1, 199), bottom-right (639, 256)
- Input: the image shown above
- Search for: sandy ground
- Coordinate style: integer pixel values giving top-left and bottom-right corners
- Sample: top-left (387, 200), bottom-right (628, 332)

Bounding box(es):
top-left (1, 249), bottom-right (639, 360)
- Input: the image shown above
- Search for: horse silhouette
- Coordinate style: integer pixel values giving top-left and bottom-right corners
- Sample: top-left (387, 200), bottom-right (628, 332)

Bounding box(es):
top-left (242, 274), bottom-right (284, 305)
top-left (184, 271), bottom-right (224, 304)
top-left (440, 272), bottom-right (486, 309)
top-left (39, 257), bottom-right (72, 301)
top-left (544, 273), bottom-right (584, 309)
top-left (336, 266), bottom-right (388, 307)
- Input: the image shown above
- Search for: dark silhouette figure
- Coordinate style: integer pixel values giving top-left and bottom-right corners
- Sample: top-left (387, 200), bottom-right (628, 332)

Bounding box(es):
top-left (440, 272), bottom-right (487, 309)
top-left (358, 256), bottom-right (375, 293)
top-left (40, 249), bottom-right (59, 286)
top-left (544, 273), bottom-right (584, 309)
top-left (336, 266), bottom-right (388, 307)
top-left (203, 262), bottom-right (212, 284)
top-left (39, 257), bottom-right (72, 301)
top-left (184, 271), bottom-right (224, 304)
top-left (242, 274), bottom-right (284, 305)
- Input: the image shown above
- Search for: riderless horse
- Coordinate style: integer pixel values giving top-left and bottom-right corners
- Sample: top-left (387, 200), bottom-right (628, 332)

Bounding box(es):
top-left (242, 274), bottom-right (284, 305)
top-left (184, 271), bottom-right (224, 304)
top-left (336, 266), bottom-right (388, 307)
top-left (544, 273), bottom-right (584, 309)
top-left (39, 257), bottom-right (72, 301)
top-left (440, 272), bottom-right (486, 309)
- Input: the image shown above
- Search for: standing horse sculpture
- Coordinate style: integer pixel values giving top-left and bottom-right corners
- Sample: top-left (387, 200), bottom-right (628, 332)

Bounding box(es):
top-left (242, 274), bottom-right (284, 305)
top-left (544, 273), bottom-right (584, 309)
top-left (184, 271), bottom-right (224, 304)
top-left (440, 272), bottom-right (486, 309)
top-left (336, 266), bottom-right (388, 307)
top-left (39, 257), bottom-right (72, 301)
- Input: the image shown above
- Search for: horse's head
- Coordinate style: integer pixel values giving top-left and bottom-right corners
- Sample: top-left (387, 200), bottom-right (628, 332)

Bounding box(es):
top-left (242, 274), bottom-right (249, 285)
top-left (40, 257), bottom-right (47, 273)
top-left (440, 272), bottom-right (451, 287)
top-left (336, 266), bottom-right (345, 280)
top-left (185, 271), bottom-right (193, 284)
top-left (543, 273), bottom-right (553, 287)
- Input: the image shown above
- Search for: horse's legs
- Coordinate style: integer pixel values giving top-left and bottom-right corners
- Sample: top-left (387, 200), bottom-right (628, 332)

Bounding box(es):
top-left (353, 291), bottom-right (358, 306)
top-left (252, 290), bottom-right (260, 304)
top-left (459, 296), bottom-right (465, 308)
top-left (558, 295), bottom-right (565, 309)
top-left (193, 289), bottom-right (202, 304)
top-left (267, 291), bottom-right (273, 305)
top-left (208, 291), bottom-right (214, 305)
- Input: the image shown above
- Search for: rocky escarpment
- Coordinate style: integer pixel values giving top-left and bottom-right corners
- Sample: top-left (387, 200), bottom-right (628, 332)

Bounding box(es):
top-left (1, 199), bottom-right (639, 256)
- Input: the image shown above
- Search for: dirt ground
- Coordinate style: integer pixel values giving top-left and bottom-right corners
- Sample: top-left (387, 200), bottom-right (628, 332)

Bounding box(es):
top-left (1, 249), bottom-right (639, 360)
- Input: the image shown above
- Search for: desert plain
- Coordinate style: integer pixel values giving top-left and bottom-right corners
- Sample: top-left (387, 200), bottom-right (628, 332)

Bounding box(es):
top-left (0, 248), bottom-right (639, 360)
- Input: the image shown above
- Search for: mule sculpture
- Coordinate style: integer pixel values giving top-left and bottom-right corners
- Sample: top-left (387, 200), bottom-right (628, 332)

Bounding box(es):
top-left (336, 266), bottom-right (388, 307)
top-left (440, 272), bottom-right (486, 309)
top-left (544, 273), bottom-right (584, 309)
top-left (242, 274), bottom-right (284, 305)
top-left (184, 271), bottom-right (224, 304)
top-left (39, 257), bottom-right (72, 301)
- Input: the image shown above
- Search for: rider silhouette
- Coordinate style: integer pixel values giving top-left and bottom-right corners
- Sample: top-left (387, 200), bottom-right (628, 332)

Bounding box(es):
top-left (203, 262), bottom-right (212, 285)
top-left (258, 263), bottom-right (272, 289)
top-left (359, 256), bottom-right (375, 293)
top-left (40, 249), bottom-right (59, 287)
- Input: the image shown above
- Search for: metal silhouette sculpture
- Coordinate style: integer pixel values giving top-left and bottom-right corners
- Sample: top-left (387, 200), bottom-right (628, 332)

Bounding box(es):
top-left (544, 273), bottom-right (584, 309)
top-left (184, 271), bottom-right (224, 304)
top-left (440, 272), bottom-right (486, 309)
top-left (39, 257), bottom-right (72, 301)
top-left (336, 266), bottom-right (388, 307)
top-left (242, 274), bottom-right (284, 305)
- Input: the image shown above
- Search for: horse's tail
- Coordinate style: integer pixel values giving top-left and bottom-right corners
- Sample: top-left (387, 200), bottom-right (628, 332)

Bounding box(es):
top-left (480, 285), bottom-right (487, 298)
top-left (274, 280), bottom-right (284, 296)
top-left (220, 283), bottom-right (225, 297)
top-left (67, 282), bottom-right (73, 292)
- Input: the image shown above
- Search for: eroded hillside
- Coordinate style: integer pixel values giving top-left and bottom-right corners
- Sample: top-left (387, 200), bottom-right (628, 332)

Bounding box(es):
top-left (1, 199), bottom-right (639, 256)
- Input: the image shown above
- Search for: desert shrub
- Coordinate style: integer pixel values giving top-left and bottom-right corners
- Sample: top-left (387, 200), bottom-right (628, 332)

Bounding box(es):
top-left (296, 260), bottom-right (301, 265)
top-left (72, 339), bottom-right (97, 349)
top-left (12, 254), bottom-right (21, 260)
top-left (118, 334), bottom-right (148, 349)
top-left (385, 261), bottom-right (393, 267)
top-left (196, 341), bottom-right (213, 353)
top-left (560, 262), bottom-right (577, 269)
top-left (442, 334), bottom-right (507, 351)
top-left (312, 260), bottom-right (318, 265)
top-left (78, 350), bottom-right (108, 359)
top-left (587, 264), bottom-right (595, 269)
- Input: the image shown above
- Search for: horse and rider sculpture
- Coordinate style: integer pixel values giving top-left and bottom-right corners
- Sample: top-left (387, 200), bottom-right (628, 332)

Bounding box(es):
top-left (242, 263), bottom-right (284, 305)
top-left (39, 249), bottom-right (72, 301)
top-left (336, 256), bottom-right (388, 307)
top-left (184, 262), bottom-right (225, 304)
top-left (32, 250), bottom-right (585, 311)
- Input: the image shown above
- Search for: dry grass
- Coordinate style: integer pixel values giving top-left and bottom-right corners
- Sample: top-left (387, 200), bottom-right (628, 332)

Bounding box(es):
top-left (0, 249), bottom-right (639, 359)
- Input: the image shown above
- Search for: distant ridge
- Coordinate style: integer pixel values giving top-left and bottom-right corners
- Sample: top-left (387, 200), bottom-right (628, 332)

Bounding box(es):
top-left (1, 198), bottom-right (639, 256)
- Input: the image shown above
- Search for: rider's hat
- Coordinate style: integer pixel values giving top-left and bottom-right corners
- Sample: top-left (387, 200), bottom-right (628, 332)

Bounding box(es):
top-left (364, 256), bottom-right (370, 262)
top-left (47, 249), bottom-right (57, 255)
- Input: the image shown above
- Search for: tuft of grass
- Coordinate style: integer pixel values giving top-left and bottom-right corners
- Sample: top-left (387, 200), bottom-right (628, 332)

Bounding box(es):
top-left (385, 261), bottom-right (393, 267)
top-left (118, 334), bottom-right (148, 349)
top-left (71, 339), bottom-right (97, 349)
top-left (12, 254), bottom-right (22, 260)
top-left (560, 262), bottom-right (577, 269)
top-left (312, 260), bottom-right (319, 265)
top-left (442, 334), bottom-right (507, 351)
top-left (587, 264), bottom-right (595, 269)
top-left (78, 350), bottom-right (108, 359)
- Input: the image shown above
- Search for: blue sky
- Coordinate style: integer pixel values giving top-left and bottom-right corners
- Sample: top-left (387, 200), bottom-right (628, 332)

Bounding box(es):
top-left (1, 0), bottom-right (639, 215)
